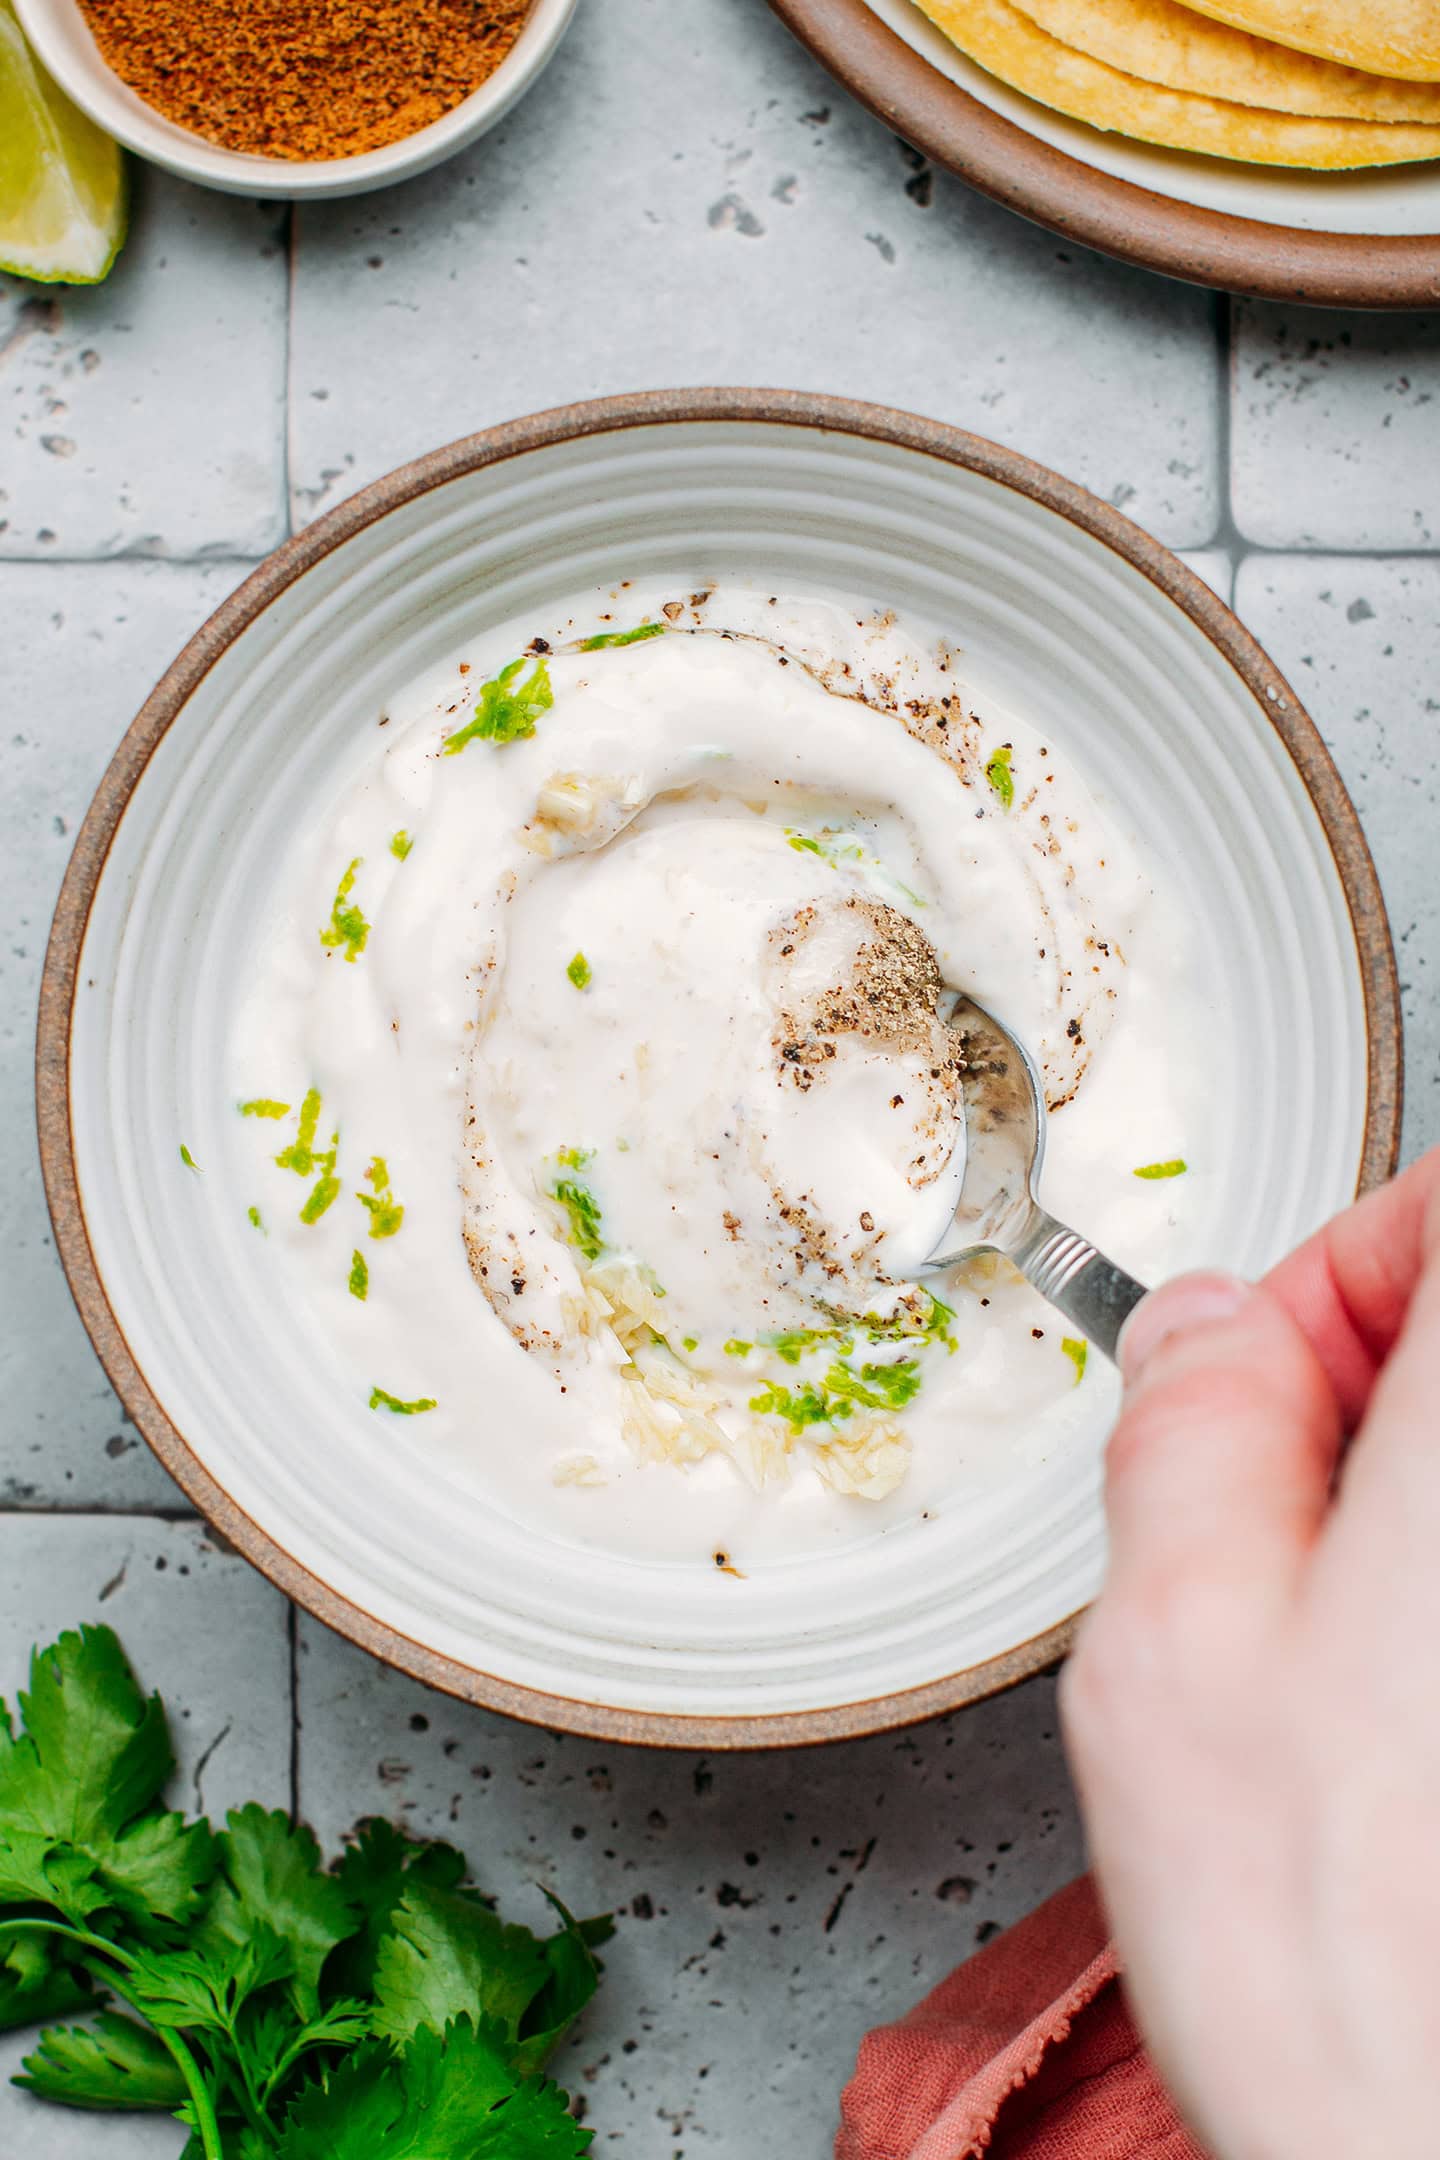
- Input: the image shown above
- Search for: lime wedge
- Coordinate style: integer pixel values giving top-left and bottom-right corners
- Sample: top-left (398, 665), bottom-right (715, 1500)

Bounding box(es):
top-left (0, 0), bottom-right (126, 283)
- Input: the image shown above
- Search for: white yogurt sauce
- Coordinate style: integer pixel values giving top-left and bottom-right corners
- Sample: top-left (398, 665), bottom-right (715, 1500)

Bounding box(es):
top-left (227, 582), bottom-right (1218, 1570)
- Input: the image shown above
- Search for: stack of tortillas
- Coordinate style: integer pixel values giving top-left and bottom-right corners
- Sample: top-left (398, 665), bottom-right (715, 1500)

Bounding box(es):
top-left (916, 0), bottom-right (1440, 165)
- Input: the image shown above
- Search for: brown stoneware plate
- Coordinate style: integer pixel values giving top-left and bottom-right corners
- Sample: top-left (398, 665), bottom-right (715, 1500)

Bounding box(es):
top-left (768, 0), bottom-right (1440, 305)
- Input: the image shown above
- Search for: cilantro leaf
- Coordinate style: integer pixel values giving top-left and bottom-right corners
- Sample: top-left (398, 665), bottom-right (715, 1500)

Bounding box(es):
top-left (443, 658), bottom-right (553, 755)
top-left (124, 1927), bottom-right (293, 2035)
top-left (1134, 1157), bottom-right (1187, 1180)
top-left (512, 1895), bottom-right (611, 2076)
top-left (1062, 1337), bottom-right (1088, 1383)
top-left (180, 1145), bottom-right (202, 1173)
top-left (0, 1929), bottom-right (92, 2035)
top-left (327, 1819), bottom-right (466, 2002)
top-left (549, 1177), bottom-right (603, 1263)
top-left (565, 951), bottom-right (592, 991)
top-left (390, 830), bottom-right (413, 861)
top-left (16, 2011), bottom-right (188, 2111)
top-left (238, 1100), bottom-right (291, 1121)
top-left (358, 1157), bottom-right (404, 1240)
top-left (371, 1880), bottom-right (547, 2047)
top-left (0, 1626), bottom-right (212, 1930)
top-left (276, 2019), bottom-right (592, 2158)
top-left (349, 1250), bottom-right (368, 1301)
top-left (200, 1807), bottom-right (355, 2020)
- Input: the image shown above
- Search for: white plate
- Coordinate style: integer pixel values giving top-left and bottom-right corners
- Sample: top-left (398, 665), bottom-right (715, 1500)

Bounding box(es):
top-left (39, 392), bottom-right (1399, 1746)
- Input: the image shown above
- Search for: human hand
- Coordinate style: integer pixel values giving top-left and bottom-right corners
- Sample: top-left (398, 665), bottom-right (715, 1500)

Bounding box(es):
top-left (1061, 1149), bottom-right (1440, 2160)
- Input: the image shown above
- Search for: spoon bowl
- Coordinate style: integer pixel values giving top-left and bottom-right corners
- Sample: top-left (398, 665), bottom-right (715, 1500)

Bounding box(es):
top-left (924, 995), bottom-right (1150, 1363)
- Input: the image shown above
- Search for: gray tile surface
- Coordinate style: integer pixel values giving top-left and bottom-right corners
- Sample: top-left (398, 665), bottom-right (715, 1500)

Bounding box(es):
top-left (1231, 305), bottom-right (1440, 552)
top-left (0, 171), bottom-right (288, 562)
top-left (1, 1), bottom-right (1438, 2154)
top-left (1234, 556), bottom-right (1440, 1163)
top-left (290, 0), bottom-right (1221, 544)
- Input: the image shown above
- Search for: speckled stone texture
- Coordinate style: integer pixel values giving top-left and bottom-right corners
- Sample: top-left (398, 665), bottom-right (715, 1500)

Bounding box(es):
top-left (1, 0), bottom-right (1437, 2152)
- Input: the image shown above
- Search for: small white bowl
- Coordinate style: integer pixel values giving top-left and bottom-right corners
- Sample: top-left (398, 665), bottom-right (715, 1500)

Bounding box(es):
top-left (12, 0), bottom-right (577, 199)
top-left (39, 392), bottom-right (1400, 1746)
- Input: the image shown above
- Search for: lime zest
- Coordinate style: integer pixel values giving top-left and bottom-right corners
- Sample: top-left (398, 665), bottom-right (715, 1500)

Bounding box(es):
top-left (357, 1156), bottom-right (404, 1240)
top-left (238, 1097), bottom-right (291, 1120)
top-left (369, 1387), bottom-right (436, 1415)
top-left (724, 1339), bottom-right (753, 1358)
top-left (274, 1088), bottom-right (323, 1175)
top-left (319, 857), bottom-right (369, 963)
top-left (1134, 1158), bottom-right (1188, 1180)
top-left (349, 1250), bottom-right (369, 1301)
top-left (1062, 1337), bottom-right (1088, 1384)
top-left (389, 829), bottom-right (413, 861)
top-left (566, 951), bottom-right (593, 990)
top-left (580, 622), bottom-right (666, 650)
top-left (443, 657), bottom-right (552, 754)
top-left (179, 1144), bottom-right (201, 1173)
top-left (300, 1173), bottom-right (340, 1224)
top-left (984, 745), bottom-right (1014, 810)
top-left (682, 1335), bottom-right (699, 1352)
top-left (556, 1145), bottom-right (593, 1170)
top-left (247, 1205), bottom-right (264, 1232)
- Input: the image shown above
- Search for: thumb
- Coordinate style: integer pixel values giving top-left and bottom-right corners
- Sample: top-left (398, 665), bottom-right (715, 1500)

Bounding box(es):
top-left (1103, 1272), bottom-right (1344, 1609)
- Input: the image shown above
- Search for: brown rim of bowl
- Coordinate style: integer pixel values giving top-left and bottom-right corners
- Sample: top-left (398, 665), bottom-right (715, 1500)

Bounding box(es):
top-left (768, 0), bottom-right (1440, 309)
top-left (37, 387), bottom-right (1402, 1750)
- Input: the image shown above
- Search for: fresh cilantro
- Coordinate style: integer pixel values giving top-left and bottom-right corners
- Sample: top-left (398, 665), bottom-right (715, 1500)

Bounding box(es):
top-left (785, 832), bottom-right (824, 857)
top-left (580, 622), bottom-right (665, 651)
top-left (0, 1627), bottom-right (608, 2157)
top-left (442, 658), bottom-right (553, 755)
top-left (238, 1100), bottom-right (290, 1121)
top-left (0, 1930), bottom-right (91, 2037)
top-left (984, 745), bottom-right (1014, 810)
top-left (179, 1146), bottom-right (201, 1173)
top-left (369, 1388), bottom-right (437, 1416)
top-left (550, 1178), bottom-right (603, 1263)
top-left (681, 1336), bottom-right (698, 1353)
top-left (371, 1882), bottom-right (547, 2047)
top-left (565, 952), bottom-right (592, 991)
top-left (17, 2009), bottom-right (188, 2110)
top-left (358, 1158), bottom-right (404, 1240)
top-left (723, 1339), bottom-right (752, 1358)
top-left (1134, 1158), bottom-right (1187, 1180)
top-left (748, 1380), bottom-right (839, 1433)
top-left (275, 2018), bottom-right (593, 2158)
top-left (0, 1627), bottom-right (212, 1934)
top-left (554, 1146), bottom-right (593, 1171)
top-left (348, 1251), bottom-right (368, 1301)
top-left (765, 1326), bottom-right (851, 1365)
top-left (823, 1358), bottom-right (922, 1413)
top-left (1062, 1337), bottom-right (1088, 1383)
top-left (247, 1207), bottom-right (264, 1234)
top-left (319, 859), bottom-right (370, 964)
top-left (389, 830), bottom-right (413, 861)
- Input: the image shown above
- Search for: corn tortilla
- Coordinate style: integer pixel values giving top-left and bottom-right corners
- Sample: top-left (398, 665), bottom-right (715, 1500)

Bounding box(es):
top-left (1179, 1), bottom-right (1440, 83)
top-left (916, 0), bottom-right (1440, 165)
top-left (1014, 0), bottom-right (1440, 120)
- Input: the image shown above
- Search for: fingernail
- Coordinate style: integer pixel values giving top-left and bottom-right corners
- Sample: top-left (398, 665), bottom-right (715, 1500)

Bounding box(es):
top-left (1119, 1273), bottom-right (1253, 1387)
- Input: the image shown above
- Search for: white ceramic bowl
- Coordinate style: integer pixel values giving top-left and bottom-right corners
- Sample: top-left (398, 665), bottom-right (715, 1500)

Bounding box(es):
top-left (13, 0), bottom-right (576, 199)
top-left (39, 392), bottom-right (1399, 1746)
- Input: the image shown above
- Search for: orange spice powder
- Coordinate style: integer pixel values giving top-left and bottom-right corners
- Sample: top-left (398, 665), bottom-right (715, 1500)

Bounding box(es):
top-left (75, 0), bottom-right (532, 161)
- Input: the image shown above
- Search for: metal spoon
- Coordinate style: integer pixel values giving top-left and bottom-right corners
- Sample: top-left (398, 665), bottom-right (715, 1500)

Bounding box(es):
top-left (922, 994), bottom-right (1149, 1364)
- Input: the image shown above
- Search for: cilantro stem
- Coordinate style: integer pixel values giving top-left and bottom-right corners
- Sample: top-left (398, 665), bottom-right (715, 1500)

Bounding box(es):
top-left (0, 1919), bottom-right (225, 2160)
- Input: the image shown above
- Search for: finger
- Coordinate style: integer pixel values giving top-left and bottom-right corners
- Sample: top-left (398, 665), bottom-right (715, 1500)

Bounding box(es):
top-left (1319, 1160), bottom-right (1440, 1503)
top-left (1263, 1147), bottom-right (1440, 1428)
top-left (1105, 1272), bottom-right (1343, 1604)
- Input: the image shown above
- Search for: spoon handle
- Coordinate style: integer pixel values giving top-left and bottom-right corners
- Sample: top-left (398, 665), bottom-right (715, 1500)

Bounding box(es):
top-left (1008, 1206), bottom-right (1149, 1365)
